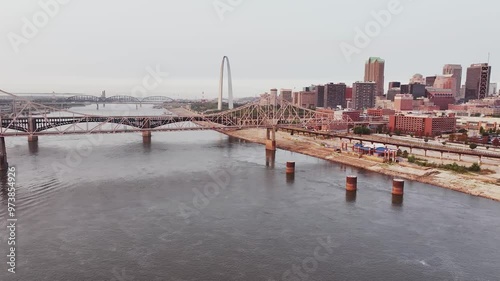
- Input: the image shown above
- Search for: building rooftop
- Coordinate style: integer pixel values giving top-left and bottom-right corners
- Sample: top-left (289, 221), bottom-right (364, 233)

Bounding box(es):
top-left (368, 57), bottom-right (385, 63)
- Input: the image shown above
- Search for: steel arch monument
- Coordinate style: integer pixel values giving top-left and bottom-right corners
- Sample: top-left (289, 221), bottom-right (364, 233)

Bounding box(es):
top-left (218, 56), bottom-right (234, 110)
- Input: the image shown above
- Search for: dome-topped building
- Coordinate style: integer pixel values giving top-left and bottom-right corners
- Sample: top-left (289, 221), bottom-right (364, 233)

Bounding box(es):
top-left (410, 73), bottom-right (425, 84)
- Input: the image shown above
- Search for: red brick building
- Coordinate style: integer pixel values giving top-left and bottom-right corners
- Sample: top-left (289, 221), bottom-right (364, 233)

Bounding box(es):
top-left (367, 108), bottom-right (396, 117)
top-left (342, 111), bottom-right (361, 122)
top-left (293, 91), bottom-right (317, 108)
top-left (394, 94), bottom-right (413, 111)
top-left (345, 87), bottom-right (353, 99)
top-left (426, 89), bottom-right (455, 110)
top-left (388, 115), bottom-right (456, 136)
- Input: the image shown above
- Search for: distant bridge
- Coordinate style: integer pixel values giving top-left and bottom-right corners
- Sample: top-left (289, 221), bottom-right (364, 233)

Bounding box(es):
top-left (65, 95), bottom-right (175, 104)
top-left (0, 94), bottom-right (176, 104)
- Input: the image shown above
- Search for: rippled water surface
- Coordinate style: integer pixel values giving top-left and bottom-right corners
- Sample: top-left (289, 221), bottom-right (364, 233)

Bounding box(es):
top-left (1, 105), bottom-right (500, 281)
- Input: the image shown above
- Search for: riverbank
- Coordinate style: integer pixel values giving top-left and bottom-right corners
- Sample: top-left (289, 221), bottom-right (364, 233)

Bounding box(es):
top-left (223, 128), bottom-right (500, 202)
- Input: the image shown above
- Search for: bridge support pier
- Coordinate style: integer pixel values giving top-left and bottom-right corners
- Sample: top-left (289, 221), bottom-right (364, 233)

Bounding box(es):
top-left (286, 162), bottom-right (295, 174)
top-left (0, 137), bottom-right (8, 171)
top-left (142, 131), bottom-right (152, 143)
top-left (346, 176), bottom-right (357, 191)
top-left (96, 104), bottom-right (99, 110)
top-left (265, 150), bottom-right (276, 168)
top-left (392, 179), bottom-right (404, 205)
top-left (478, 156), bottom-right (482, 165)
top-left (392, 179), bottom-right (404, 196)
top-left (458, 154), bottom-right (462, 162)
top-left (28, 135), bottom-right (38, 143)
top-left (266, 128), bottom-right (276, 151)
top-left (346, 190), bottom-right (357, 202)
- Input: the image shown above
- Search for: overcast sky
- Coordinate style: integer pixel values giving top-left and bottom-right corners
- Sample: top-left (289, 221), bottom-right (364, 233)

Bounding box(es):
top-left (0, 0), bottom-right (498, 99)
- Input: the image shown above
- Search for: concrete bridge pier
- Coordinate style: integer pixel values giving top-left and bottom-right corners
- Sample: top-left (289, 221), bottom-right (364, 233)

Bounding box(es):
top-left (266, 128), bottom-right (276, 151)
top-left (28, 135), bottom-right (38, 143)
top-left (265, 150), bottom-right (276, 168)
top-left (142, 131), bottom-right (152, 143)
top-left (286, 162), bottom-right (295, 174)
top-left (346, 190), bottom-right (357, 202)
top-left (458, 154), bottom-right (462, 162)
top-left (28, 140), bottom-right (39, 155)
top-left (96, 103), bottom-right (99, 110)
top-left (392, 179), bottom-right (405, 206)
top-left (136, 104), bottom-right (139, 110)
top-left (346, 176), bottom-right (357, 191)
top-left (0, 137), bottom-right (8, 171)
top-left (478, 156), bottom-right (482, 165)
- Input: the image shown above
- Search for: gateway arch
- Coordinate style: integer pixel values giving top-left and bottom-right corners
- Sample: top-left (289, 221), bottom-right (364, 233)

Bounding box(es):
top-left (218, 56), bottom-right (234, 110)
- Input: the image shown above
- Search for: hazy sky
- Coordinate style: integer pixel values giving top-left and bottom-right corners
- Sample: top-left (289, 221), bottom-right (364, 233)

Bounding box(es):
top-left (0, 0), bottom-right (498, 99)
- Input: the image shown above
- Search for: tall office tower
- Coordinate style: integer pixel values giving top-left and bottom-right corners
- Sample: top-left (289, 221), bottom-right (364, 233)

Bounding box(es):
top-left (364, 57), bottom-right (385, 96)
top-left (324, 83), bottom-right (347, 109)
top-left (410, 73), bottom-right (426, 84)
top-left (387, 88), bottom-right (402, 102)
top-left (443, 64), bottom-right (462, 98)
top-left (426, 76), bottom-right (437, 87)
top-left (269, 88), bottom-right (278, 106)
top-left (489, 83), bottom-right (498, 96)
top-left (388, 81), bottom-right (401, 90)
top-left (433, 75), bottom-right (457, 98)
top-left (314, 85), bottom-right (326, 108)
top-left (352, 82), bottom-right (376, 110)
top-left (346, 87), bottom-right (353, 100)
top-left (279, 89), bottom-right (293, 103)
top-left (400, 84), bottom-right (410, 94)
top-left (465, 63), bottom-right (491, 101)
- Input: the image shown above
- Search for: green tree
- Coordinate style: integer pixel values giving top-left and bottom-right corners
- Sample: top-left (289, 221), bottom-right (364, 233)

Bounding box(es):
top-left (402, 150), bottom-right (409, 158)
top-left (442, 142), bottom-right (447, 145)
top-left (468, 163), bottom-right (481, 172)
top-left (469, 143), bottom-right (478, 150)
top-left (408, 155), bottom-right (417, 163)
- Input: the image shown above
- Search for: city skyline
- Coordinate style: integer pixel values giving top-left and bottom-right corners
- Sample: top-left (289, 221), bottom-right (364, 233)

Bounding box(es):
top-left (0, 0), bottom-right (498, 98)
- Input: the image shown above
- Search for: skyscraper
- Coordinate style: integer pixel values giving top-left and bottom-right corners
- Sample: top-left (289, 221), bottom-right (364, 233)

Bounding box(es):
top-left (465, 63), bottom-right (491, 101)
top-left (324, 83), bottom-right (346, 109)
top-left (352, 82), bottom-right (376, 110)
top-left (443, 64), bottom-right (462, 98)
top-left (364, 57), bottom-right (385, 97)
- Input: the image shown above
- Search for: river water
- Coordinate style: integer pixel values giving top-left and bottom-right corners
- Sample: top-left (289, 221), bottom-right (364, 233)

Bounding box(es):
top-left (0, 105), bottom-right (499, 281)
